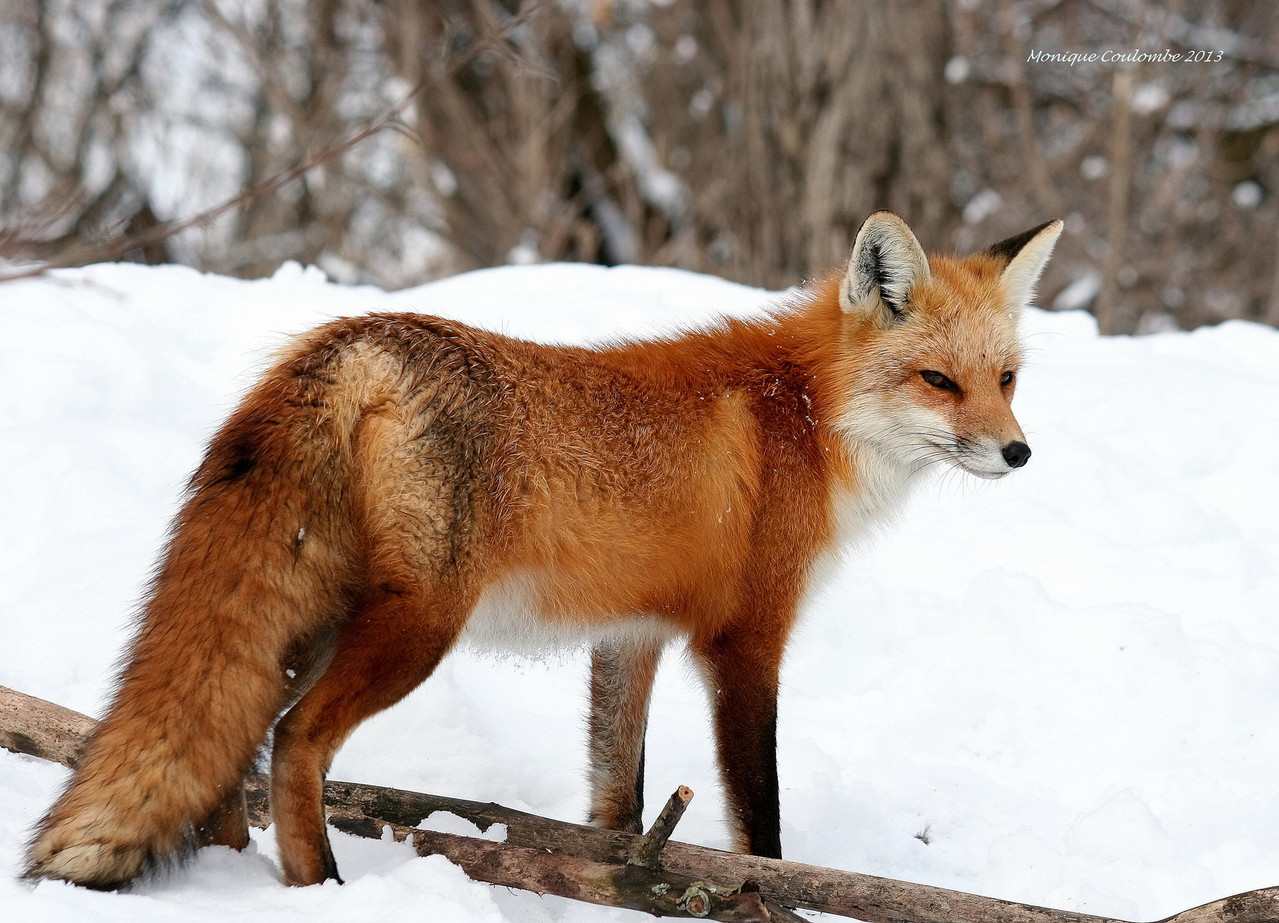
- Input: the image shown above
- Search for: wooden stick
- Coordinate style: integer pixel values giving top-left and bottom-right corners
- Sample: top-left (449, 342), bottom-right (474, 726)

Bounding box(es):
top-left (630, 784), bottom-right (694, 869)
top-left (4, 684), bottom-right (1278, 923)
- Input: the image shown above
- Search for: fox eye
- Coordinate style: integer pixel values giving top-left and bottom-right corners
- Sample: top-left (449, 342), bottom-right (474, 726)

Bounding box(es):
top-left (1000, 370), bottom-right (1016, 387)
top-left (920, 370), bottom-right (960, 393)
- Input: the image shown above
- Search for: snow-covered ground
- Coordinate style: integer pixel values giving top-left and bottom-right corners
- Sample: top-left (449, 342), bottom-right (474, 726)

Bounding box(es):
top-left (2, 261), bottom-right (1277, 922)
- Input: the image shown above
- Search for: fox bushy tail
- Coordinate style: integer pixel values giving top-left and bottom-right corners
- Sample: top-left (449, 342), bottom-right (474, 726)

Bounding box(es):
top-left (26, 356), bottom-right (359, 889)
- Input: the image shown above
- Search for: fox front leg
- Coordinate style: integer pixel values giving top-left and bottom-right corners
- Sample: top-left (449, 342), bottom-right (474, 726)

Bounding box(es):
top-left (694, 628), bottom-right (784, 858)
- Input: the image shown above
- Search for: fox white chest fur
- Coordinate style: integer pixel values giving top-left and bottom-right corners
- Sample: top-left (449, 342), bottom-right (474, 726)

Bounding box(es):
top-left (461, 570), bottom-right (680, 654)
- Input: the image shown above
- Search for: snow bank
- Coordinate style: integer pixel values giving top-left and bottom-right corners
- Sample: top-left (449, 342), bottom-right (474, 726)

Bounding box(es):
top-left (1, 261), bottom-right (1277, 921)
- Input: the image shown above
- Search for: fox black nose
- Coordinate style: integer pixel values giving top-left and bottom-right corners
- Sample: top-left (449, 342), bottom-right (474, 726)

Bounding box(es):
top-left (1002, 441), bottom-right (1032, 468)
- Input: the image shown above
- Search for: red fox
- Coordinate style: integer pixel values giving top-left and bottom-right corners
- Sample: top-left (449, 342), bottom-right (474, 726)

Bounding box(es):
top-left (26, 211), bottom-right (1061, 889)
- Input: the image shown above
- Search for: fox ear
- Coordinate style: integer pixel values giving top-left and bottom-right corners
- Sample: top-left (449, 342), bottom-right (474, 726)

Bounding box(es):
top-left (984, 219), bottom-right (1064, 310)
top-left (842, 211), bottom-right (931, 322)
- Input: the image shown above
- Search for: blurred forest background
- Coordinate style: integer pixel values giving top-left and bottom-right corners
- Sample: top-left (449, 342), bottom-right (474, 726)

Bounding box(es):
top-left (1, 0), bottom-right (1277, 333)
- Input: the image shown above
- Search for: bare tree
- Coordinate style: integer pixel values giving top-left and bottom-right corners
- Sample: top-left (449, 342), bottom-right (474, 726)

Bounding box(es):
top-left (3, 0), bottom-right (1278, 332)
top-left (649, 0), bottom-right (953, 286)
top-left (0, 0), bottom-right (176, 264)
top-left (378, 0), bottom-right (953, 288)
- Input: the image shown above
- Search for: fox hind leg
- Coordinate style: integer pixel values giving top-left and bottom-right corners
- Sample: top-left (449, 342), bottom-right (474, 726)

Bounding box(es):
top-left (269, 579), bottom-right (472, 885)
top-left (586, 635), bottom-right (664, 833)
top-left (195, 621), bottom-right (341, 856)
top-left (266, 396), bottom-right (486, 885)
top-left (195, 783), bottom-right (250, 851)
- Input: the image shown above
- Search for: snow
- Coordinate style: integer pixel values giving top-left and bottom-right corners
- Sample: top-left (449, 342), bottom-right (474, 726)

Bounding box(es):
top-left (2, 261), bottom-right (1278, 921)
top-left (962, 188), bottom-right (1003, 225)
top-left (1053, 269), bottom-right (1102, 312)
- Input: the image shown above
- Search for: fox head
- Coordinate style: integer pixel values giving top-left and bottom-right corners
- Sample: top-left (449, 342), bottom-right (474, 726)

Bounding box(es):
top-left (833, 210), bottom-right (1062, 480)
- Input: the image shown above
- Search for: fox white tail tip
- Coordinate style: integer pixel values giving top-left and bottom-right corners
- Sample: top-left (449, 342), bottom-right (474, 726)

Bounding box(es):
top-left (25, 838), bottom-right (150, 891)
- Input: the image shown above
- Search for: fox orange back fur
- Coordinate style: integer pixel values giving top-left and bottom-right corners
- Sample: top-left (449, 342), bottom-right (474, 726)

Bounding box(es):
top-left (26, 211), bottom-right (1062, 889)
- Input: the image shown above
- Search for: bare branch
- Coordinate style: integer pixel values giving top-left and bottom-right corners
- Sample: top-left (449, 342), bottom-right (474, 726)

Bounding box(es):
top-left (0, 81), bottom-right (423, 286)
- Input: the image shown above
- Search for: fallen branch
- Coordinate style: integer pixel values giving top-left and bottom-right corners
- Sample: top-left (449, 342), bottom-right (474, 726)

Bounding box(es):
top-left (0, 684), bottom-right (94, 768)
top-left (3, 685), bottom-right (1278, 923)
